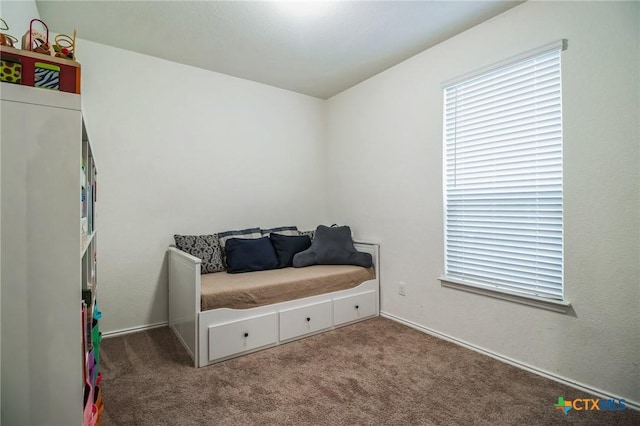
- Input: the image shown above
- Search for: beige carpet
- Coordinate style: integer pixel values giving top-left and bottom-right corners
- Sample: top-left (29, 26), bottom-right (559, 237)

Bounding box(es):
top-left (99, 317), bottom-right (638, 425)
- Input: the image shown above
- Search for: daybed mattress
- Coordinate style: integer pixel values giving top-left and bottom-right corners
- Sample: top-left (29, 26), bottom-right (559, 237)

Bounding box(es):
top-left (200, 265), bottom-right (375, 311)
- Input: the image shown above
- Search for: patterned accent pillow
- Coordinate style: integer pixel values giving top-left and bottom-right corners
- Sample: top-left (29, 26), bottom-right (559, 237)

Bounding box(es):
top-left (173, 234), bottom-right (225, 274)
top-left (261, 226), bottom-right (299, 237)
top-left (217, 227), bottom-right (262, 252)
top-left (300, 229), bottom-right (316, 242)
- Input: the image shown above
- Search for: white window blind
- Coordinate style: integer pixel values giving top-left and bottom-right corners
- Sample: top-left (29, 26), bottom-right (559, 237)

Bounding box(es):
top-left (443, 45), bottom-right (564, 301)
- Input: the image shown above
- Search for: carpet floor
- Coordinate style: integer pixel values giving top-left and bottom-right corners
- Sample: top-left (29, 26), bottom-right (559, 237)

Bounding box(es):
top-left (99, 317), bottom-right (638, 425)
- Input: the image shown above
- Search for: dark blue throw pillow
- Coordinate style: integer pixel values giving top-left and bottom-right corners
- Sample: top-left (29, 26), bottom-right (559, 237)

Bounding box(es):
top-left (225, 237), bottom-right (279, 273)
top-left (270, 234), bottom-right (312, 268)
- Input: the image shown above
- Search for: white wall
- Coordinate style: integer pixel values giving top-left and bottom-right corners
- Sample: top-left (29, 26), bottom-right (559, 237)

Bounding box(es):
top-left (0, 1), bottom-right (40, 44)
top-left (327, 1), bottom-right (639, 405)
top-left (78, 40), bottom-right (328, 333)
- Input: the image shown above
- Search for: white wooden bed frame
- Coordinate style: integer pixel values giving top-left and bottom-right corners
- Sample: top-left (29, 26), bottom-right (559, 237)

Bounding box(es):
top-left (168, 242), bottom-right (380, 367)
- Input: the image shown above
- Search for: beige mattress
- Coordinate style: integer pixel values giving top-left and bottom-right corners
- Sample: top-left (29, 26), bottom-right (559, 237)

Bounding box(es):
top-left (200, 265), bottom-right (375, 311)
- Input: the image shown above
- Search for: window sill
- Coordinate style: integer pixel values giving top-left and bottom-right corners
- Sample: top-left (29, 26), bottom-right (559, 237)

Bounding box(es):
top-left (439, 277), bottom-right (572, 314)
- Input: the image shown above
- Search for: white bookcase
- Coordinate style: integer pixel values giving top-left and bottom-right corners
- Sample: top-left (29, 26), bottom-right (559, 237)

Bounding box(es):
top-left (1, 82), bottom-right (99, 425)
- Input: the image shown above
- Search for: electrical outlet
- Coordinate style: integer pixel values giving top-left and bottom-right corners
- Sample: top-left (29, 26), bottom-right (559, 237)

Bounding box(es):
top-left (399, 282), bottom-right (406, 296)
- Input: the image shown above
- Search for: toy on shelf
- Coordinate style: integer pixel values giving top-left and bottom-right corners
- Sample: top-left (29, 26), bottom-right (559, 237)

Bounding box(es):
top-left (21, 19), bottom-right (54, 56)
top-left (1, 47), bottom-right (80, 94)
top-left (54, 30), bottom-right (76, 61)
top-left (34, 62), bottom-right (60, 90)
top-left (0, 18), bottom-right (18, 47)
top-left (1, 19), bottom-right (80, 93)
top-left (0, 55), bottom-right (21, 84)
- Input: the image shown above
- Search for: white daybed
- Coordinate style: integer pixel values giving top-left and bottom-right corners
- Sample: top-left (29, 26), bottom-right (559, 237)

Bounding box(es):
top-left (168, 242), bottom-right (379, 367)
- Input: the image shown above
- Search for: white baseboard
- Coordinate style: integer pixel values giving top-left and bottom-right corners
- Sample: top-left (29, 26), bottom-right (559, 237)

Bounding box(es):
top-left (102, 321), bottom-right (169, 338)
top-left (381, 311), bottom-right (639, 411)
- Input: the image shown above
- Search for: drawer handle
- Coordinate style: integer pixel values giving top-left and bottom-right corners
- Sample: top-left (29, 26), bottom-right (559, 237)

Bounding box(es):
top-left (306, 317), bottom-right (311, 322)
top-left (355, 305), bottom-right (359, 309)
top-left (243, 332), bottom-right (249, 338)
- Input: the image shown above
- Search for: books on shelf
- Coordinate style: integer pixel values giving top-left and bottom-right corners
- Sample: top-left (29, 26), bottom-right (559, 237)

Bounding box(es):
top-left (81, 302), bottom-right (87, 385)
top-left (80, 154), bottom-right (97, 251)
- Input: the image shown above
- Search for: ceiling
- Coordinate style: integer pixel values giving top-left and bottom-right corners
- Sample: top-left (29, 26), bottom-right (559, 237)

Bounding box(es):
top-left (36, 1), bottom-right (523, 99)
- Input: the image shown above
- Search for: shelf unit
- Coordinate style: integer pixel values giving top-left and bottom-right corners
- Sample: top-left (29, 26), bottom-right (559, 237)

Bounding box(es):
top-left (0, 82), bottom-right (102, 425)
top-left (81, 120), bottom-right (103, 425)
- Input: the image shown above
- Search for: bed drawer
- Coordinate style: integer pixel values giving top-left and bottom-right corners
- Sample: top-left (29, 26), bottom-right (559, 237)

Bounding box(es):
top-left (333, 290), bottom-right (377, 326)
top-left (279, 300), bottom-right (333, 342)
top-left (208, 312), bottom-right (278, 362)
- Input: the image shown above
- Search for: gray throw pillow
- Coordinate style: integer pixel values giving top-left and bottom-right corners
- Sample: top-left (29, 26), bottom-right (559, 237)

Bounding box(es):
top-left (292, 225), bottom-right (372, 268)
top-left (217, 227), bottom-right (262, 251)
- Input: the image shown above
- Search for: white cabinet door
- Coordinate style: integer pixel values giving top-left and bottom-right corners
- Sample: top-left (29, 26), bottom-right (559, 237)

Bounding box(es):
top-left (333, 290), bottom-right (377, 326)
top-left (1, 84), bottom-right (83, 426)
top-left (208, 312), bottom-right (278, 361)
top-left (279, 300), bottom-right (333, 342)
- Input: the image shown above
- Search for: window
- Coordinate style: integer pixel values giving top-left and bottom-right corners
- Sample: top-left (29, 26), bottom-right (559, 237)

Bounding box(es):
top-left (442, 41), bottom-right (566, 306)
